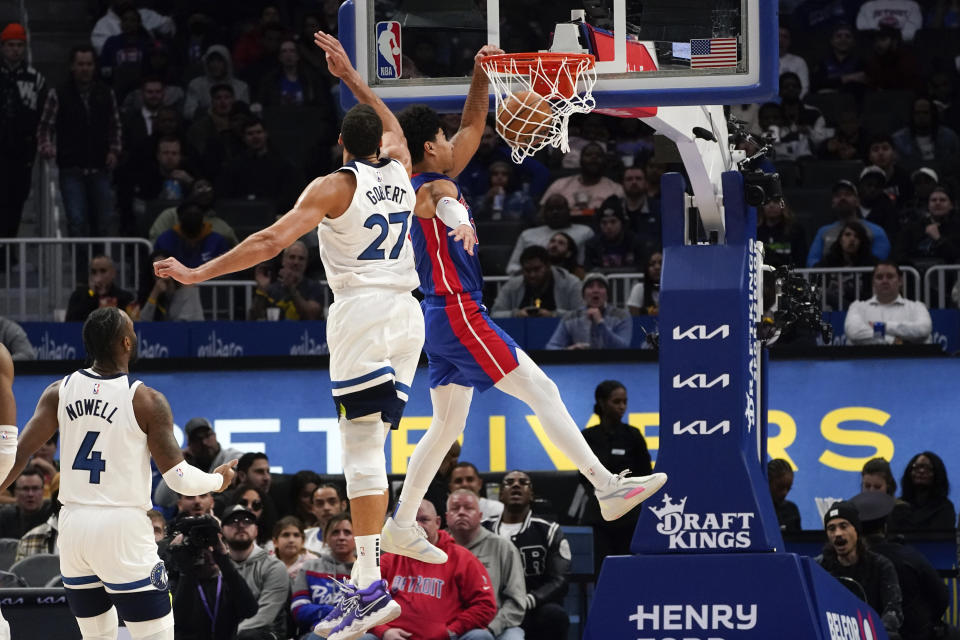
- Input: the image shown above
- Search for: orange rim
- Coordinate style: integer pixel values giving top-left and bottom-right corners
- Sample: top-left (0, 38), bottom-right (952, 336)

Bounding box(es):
top-left (480, 52), bottom-right (596, 75)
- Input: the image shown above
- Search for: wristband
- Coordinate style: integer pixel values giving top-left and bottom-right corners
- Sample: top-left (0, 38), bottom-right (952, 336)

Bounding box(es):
top-left (436, 196), bottom-right (471, 229)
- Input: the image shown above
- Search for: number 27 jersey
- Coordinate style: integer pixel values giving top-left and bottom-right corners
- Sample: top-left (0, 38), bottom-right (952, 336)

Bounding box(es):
top-left (57, 369), bottom-right (152, 511)
top-left (318, 157), bottom-right (419, 294)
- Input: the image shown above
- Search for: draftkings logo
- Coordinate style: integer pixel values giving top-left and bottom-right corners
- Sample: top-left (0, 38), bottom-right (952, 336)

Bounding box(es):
top-left (650, 494), bottom-right (755, 550)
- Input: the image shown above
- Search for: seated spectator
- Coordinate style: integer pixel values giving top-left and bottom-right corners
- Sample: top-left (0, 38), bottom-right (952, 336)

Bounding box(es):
top-left (898, 167), bottom-right (941, 223)
top-left (761, 101), bottom-right (813, 160)
top-left (458, 124), bottom-right (550, 204)
top-left (856, 0), bottom-right (923, 41)
top-left (98, 3), bottom-right (155, 101)
top-left (891, 452), bottom-right (956, 531)
top-left (120, 136), bottom-right (197, 234)
top-left (249, 241), bottom-right (325, 321)
top-left (292, 512), bottom-right (356, 638)
top-left (14, 492), bottom-right (59, 561)
top-left (814, 221), bottom-right (877, 309)
top-left (154, 417), bottom-right (243, 508)
top-left (626, 251), bottom-right (663, 316)
top-left (821, 110), bottom-right (869, 161)
top-left (546, 232), bottom-right (584, 280)
top-left (235, 452), bottom-right (278, 538)
top-left (811, 23), bottom-right (867, 96)
top-left (257, 37), bottom-right (333, 111)
top-left (506, 195), bottom-right (593, 274)
top-left (768, 459), bottom-right (801, 533)
top-left (485, 471), bottom-right (570, 640)
top-left (868, 134), bottom-right (915, 207)
top-left (473, 160), bottom-right (537, 222)
top-left (860, 457), bottom-right (914, 534)
top-left (863, 25), bottom-right (921, 91)
top-left (91, 0), bottom-right (174, 55)
top-left (184, 44), bottom-right (250, 120)
top-left (138, 250), bottom-right (204, 321)
top-left (584, 199), bottom-right (644, 271)
top-left (492, 245), bottom-right (583, 318)
top-left (221, 504), bottom-right (290, 638)
top-left (539, 142), bottom-right (625, 218)
top-left (621, 166), bottom-right (661, 257)
top-left (856, 168), bottom-right (898, 236)
top-left (154, 200), bottom-right (231, 269)
top-left (304, 483), bottom-right (347, 556)
top-left (447, 489), bottom-right (526, 640)
top-left (757, 198), bottom-right (807, 268)
top-left (271, 516), bottom-right (313, 581)
top-left (779, 24), bottom-right (810, 97)
top-left (779, 72), bottom-right (832, 154)
top-left (149, 179), bottom-right (238, 247)
top-left (360, 500), bottom-right (496, 640)
top-left (806, 180), bottom-right (891, 266)
top-left (580, 380), bottom-right (652, 568)
top-left (120, 74), bottom-right (183, 116)
top-left (450, 461), bottom-right (503, 521)
top-left (0, 316), bottom-right (36, 360)
top-left (546, 273), bottom-right (631, 350)
top-left (187, 83), bottom-right (241, 162)
top-left (612, 119), bottom-right (654, 162)
top-left (850, 490), bottom-right (951, 640)
top-left (217, 116), bottom-right (304, 211)
top-left (893, 97), bottom-right (960, 171)
top-left (288, 470), bottom-right (322, 528)
top-left (928, 70), bottom-right (960, 133)
top-left (895, 187), bottom-right (960, 267)
top-left (817, 501), bottom-right (903, 637)
top-left (845, 261), bottom-right (932, 344)
top-left (65, 255), bottom-right (136, 322)
top-left (0, 467), bottom-right (51, 538)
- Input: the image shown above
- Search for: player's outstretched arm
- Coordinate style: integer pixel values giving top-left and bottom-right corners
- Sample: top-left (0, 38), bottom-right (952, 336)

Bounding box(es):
top-left (414, 179), bottom-right (477, 255)
top-left (134, 384), bottom-right (236, 493)
top-left (448, 44), bottom-right (504, 178)
top-left (313, 30), bottom-right (412, 174)
top-left (155, 173), bottom-right (355, 285)
top-left (0, 381), bottom-right (59, 492)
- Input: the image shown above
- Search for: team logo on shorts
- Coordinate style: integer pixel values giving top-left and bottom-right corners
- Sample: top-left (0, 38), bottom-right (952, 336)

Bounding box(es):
top-left (150, 561), bottom-right (169, 590)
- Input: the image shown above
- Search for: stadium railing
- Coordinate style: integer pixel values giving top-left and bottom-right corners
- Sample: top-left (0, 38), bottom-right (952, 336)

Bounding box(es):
top-left (924, 265), bottom-right (960, 310)
top-left (797, 266), bottom-right (922, 310)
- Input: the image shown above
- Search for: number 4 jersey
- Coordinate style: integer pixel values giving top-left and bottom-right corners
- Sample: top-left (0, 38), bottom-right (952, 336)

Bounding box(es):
top-left (319, 157), bottom-right (419, 294)
top-left (57, 369), bottom-right (152, 510)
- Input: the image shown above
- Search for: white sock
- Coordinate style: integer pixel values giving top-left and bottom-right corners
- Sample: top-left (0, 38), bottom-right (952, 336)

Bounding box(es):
top-left (495, 350), bottom-right (614, 489)
top-left (393, 384), bottom-right (473, 526)
top-left (354, 534), bottom-right (381, 588)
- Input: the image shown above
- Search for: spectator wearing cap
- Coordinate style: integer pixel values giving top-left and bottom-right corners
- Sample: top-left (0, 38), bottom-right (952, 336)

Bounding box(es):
top-left (545, 273), bottom-right (631, 350)
top-left (892, 451), bottom-right (955, 532)
top-left (856, 0), bottom-right (923, 42)
top-left (505, 195), bottom-right (594, 274)
top-left (222, 503), bottom-right (291, 640)
top-left (0, 22), bottom-right (46, 243)
top-left (768, 459), bottom-right (801, 533)
top-left (893, 97), bottom-right (960, 172)
top-left (850, 490), bottom-right (950, 640)
top-left (810, 23), bottom-right (866, 97)
top-left (816, 501), bottom-right (903, 636)
top-left (154, 199), bottom-right (231, 269)
top-left (858, 166), bottom-right (899, 235)
top-left (845, 261), bottom-right (932, 345)
top-left (584, 198), bottom-right (645, 271)
top-left (539, 142), bottom-right (625, 218)
top-left (757, 198), bottom-right (807, 268)
top-left (895, 187), bottom-right (960, 267)
top-left (184, 44), bottom-right (250, 120)
top-left (868, 134), bottom-right (914, 207)
top-left (626, 250), bottom-right (662, 316)
top-left (153, 417), bottom-right (244, 508)
top-left (492, 245), bottom-right (584, 319)
top-left (900, 167), bottom-right (940, 222)
top-left (806, 180), bottom-right (891, 266)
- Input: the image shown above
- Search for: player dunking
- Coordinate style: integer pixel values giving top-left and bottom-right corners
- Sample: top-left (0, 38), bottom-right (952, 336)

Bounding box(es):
top-left (154, 31), bottom-right (465, 640)
top-left (0, 309), bottom-right (236, 640)
top-left (380, 55), bottom-right (667, 554)
top-left (0, 345), bottom-right (17, 640)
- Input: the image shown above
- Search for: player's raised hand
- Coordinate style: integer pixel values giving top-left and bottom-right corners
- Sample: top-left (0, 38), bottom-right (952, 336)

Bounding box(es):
top-left (448, 223), bottom-right (477, 256)
top-left (314, 30), bottom-right (356, 80)
top-left (475, 44), bottom-right (504, 67)
top-left (154, 257), bottom-right (198, 285)
top-left (212, 458), bottom-right (238, 492)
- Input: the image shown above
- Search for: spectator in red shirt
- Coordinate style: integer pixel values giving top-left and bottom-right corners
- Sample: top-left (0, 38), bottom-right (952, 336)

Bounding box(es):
top-left (362, 499), bottom-right (497, 640)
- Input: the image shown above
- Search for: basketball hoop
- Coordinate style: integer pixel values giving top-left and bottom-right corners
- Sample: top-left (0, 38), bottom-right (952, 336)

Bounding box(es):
top-left (480, 52), bottom-right (597, 163)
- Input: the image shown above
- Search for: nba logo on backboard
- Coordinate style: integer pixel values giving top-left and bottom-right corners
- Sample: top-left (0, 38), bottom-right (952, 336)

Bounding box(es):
top-left (375, 21), bottom-right (401, 80)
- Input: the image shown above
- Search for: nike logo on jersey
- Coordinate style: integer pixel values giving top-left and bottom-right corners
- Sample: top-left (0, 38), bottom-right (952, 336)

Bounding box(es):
top-left (64, 398), bottom-right (118, 423)
top-left (365, 184), bottom-right (407, 207)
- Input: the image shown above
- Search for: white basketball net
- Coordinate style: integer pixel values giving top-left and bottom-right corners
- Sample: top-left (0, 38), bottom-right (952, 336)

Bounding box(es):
top-left (481, 55), bottom-right (597, 164)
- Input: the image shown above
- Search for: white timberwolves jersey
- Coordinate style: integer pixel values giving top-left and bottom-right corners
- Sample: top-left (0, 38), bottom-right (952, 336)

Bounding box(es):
top-left (319, 157), bottom-right (419, 294)
top-left (57, 370), bottom-right (152, 511)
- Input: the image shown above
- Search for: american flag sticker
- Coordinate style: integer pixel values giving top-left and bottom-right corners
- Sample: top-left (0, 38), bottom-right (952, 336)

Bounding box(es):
top-left (690, 38), bottom-right (738, 68)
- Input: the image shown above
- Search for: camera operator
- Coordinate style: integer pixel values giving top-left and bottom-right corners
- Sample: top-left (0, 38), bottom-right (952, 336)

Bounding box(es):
top-left (168, 513), bottom-right (259, 640)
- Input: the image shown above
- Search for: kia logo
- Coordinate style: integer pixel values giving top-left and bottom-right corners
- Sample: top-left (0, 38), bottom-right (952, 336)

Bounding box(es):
top-left (672, 373), bottom-right (730, 389)
top-left (672, 325), bottom-right (730, 340)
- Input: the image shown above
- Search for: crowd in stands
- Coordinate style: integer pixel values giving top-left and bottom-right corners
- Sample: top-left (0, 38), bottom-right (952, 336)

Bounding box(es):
top-left (0, 0), bottom-right (957, 341)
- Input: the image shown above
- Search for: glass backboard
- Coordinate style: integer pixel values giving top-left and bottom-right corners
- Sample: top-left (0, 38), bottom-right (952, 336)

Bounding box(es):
top-left (339, 0), bottom-right (778, 113)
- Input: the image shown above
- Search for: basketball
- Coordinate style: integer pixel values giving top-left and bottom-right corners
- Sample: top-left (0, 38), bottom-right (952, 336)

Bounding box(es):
top-left (496, 90), bottom-right (552, 148)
